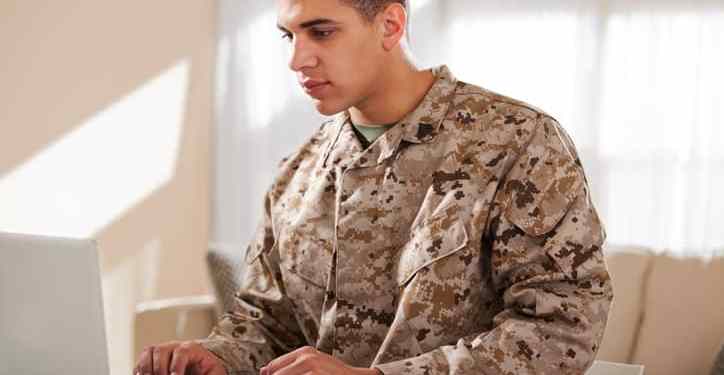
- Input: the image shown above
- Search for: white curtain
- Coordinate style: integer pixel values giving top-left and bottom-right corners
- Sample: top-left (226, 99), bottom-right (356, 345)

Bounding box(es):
top-left (213, 0), bottom-right (724, 257)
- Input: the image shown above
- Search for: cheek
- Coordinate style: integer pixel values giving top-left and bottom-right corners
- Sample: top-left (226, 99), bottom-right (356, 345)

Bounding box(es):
top-left (336, 50), bottom-right (379, 84)
top-left (322, 38), bottom-right (381, 96)
top-left (332, 70), bottom-right (372, 104)
top-left (330, 36), bottom-right (378, 73)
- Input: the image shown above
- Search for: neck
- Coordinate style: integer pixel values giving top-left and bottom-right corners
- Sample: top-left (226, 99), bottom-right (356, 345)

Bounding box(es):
top-left (348, 59), bottom-right (435, 127)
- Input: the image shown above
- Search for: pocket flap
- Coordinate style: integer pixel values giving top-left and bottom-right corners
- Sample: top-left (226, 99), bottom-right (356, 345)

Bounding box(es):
top-left (397, 219), bottom-right (469, 286)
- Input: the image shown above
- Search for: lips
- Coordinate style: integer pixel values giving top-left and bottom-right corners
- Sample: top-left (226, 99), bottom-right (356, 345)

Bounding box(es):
top-left (301, 79), bottom-right (329, 90)
top-left (300, 79), bottom-right (331, 99)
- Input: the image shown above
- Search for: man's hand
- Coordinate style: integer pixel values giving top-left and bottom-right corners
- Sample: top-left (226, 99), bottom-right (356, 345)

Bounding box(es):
top-left (133, 341), bottom-right (227, 375)
top-left (260, 346), bottom-right (382, 375)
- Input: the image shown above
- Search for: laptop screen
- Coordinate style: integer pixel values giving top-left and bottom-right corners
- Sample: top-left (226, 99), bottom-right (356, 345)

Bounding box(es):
top-left (0, 232), bottom-right (110, 375)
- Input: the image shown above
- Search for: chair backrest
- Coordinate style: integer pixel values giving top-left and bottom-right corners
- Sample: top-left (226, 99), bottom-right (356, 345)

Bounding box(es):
top-left (596, 246), bottom-right (655, 363)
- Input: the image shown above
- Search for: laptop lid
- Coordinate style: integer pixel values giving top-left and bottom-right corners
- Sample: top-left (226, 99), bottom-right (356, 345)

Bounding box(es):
top-left (0, 232), bottom-right (110, 375)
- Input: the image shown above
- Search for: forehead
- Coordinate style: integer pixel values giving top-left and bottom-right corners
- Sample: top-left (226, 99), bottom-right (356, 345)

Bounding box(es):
top-left (277, 0), bottom-right (359, 29)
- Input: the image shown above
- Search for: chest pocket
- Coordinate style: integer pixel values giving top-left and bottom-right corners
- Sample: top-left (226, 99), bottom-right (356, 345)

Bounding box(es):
top-left (249, 235), bottom-right (332, 289)
top-left (396, 218), bottom-right (469, 287)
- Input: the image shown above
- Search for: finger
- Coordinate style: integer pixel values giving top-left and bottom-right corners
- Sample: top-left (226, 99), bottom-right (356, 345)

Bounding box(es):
top-left (149, 347), bottom-right (155, 375)
top-left (152, 347), bottom-right (160, 375)
top-left (169, 345), bottom-right (191, 375)
top-left (153, 346), bottom-right (173, 375)
top-left (263, 346), bottom-right (315, 374)
top-left (138, 346), bottom-right (154, 375)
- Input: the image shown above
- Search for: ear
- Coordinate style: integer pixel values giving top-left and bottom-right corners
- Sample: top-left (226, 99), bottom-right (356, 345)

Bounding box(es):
top-left (378, 3), bottom-right (407, 51)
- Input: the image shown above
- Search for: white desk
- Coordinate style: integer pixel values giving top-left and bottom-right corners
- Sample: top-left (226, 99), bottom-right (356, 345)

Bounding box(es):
top-left (586, 360), bottom-right (645, 375)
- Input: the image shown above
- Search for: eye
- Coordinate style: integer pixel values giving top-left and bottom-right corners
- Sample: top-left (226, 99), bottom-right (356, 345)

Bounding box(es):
top-left (281, 32), bottom-right (293, 42)
top-left (311, 29), bottom-right (335, 39)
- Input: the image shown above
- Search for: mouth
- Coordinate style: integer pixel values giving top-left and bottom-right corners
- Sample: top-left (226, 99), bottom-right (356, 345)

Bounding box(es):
top-left (302, 81), bottom-right (331, 98)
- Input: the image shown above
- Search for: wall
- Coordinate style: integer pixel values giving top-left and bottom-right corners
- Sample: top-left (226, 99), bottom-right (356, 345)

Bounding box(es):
top-left (0, 1), bottom-right (216, 373)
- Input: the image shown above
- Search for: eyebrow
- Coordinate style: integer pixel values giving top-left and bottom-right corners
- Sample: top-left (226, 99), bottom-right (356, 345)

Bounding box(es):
top-left (276, 18), bottom-right (340, 33)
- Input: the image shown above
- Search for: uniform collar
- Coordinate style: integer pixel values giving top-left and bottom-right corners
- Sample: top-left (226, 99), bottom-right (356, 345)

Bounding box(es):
top-left (323, 65), bottom-right (459, 168)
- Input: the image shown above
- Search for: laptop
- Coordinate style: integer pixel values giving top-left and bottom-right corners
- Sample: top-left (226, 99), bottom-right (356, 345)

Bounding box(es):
top-left (0, 232), bottom-right (110, 375)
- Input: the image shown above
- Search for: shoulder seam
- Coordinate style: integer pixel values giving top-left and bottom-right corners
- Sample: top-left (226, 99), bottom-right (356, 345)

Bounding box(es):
top-left (454, 83), bottom-right (559, 123)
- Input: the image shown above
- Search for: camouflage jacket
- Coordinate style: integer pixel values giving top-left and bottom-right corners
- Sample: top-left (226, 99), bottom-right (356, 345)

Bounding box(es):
top-left (198, 65), bottom-right (613, 375)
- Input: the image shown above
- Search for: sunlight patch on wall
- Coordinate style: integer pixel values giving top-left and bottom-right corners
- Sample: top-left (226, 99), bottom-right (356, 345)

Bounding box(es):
top-left (0, 60), bottom-right (190, 238)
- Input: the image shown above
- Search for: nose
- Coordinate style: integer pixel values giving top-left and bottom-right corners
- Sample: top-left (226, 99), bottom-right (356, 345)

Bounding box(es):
top-left (288, 38), bottom-right (318, 72)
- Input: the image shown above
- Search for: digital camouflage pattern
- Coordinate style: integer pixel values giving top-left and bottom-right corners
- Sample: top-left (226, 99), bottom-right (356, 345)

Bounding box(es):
top-left (197, 65), bottom-right (613, 375)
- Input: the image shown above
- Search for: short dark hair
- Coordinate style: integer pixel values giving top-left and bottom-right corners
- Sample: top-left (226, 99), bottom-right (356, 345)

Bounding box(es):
top-left (339, 0), bottom-right (407, 22)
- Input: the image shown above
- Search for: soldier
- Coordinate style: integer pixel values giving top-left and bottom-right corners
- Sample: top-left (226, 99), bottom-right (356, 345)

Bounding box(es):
top-left (134, 0), bottom-right (613, 374)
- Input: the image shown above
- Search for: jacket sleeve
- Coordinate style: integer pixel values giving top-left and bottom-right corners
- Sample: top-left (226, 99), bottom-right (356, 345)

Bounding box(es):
top-left (374, 116), bottom-right (614, 375)
top-left (196, 189), bottom-right (307, 375)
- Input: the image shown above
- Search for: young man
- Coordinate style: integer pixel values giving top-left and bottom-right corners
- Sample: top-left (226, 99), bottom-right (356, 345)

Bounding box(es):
top-left (134, 1), bottom-right (613, 374)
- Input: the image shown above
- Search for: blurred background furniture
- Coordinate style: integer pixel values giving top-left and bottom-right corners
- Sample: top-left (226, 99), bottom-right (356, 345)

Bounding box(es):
top-left (135, 245), bottom-right (724, 374)
top-left (596, 246), bottom-right (724, 375)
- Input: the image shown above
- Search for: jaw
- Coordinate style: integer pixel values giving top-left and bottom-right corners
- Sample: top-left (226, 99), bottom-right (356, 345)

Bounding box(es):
top-left (314, 102), bottom-right (339, 116)
top-left (312, 96), bottom-right (346, 116)
top-left (309, 84), bottom-right (356, 116)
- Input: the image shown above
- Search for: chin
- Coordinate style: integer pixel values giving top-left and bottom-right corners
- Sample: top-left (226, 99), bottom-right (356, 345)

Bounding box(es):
top-left (313, 98), bottom-right (348, 117)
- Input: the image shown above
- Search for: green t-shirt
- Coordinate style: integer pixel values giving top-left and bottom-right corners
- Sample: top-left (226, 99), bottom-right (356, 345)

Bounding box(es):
top-left (350, 121), bottom-right (396, 149)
